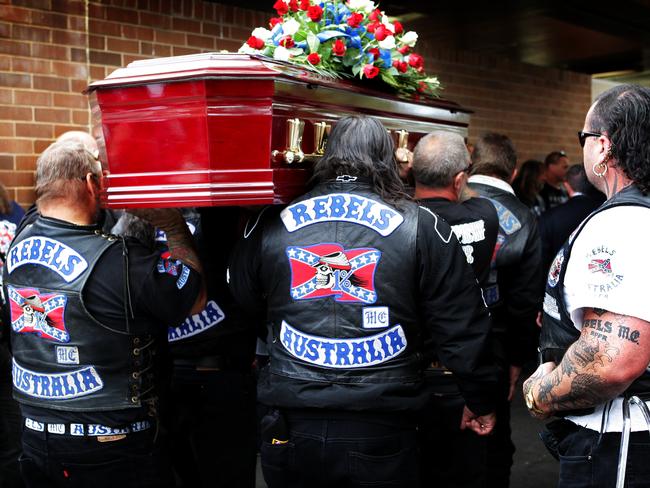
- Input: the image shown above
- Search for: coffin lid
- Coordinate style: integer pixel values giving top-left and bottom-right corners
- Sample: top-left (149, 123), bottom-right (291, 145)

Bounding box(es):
top-left (86, 52), bottom-right (471, 117)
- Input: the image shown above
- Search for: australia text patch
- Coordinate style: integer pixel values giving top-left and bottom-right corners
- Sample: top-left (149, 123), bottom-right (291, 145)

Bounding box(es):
top-left (280, 320), bottom-right (407, 368)
top-left (168, 300), bottom-right (225, 342)
top-left (12, 358), bottom-right (104, 400)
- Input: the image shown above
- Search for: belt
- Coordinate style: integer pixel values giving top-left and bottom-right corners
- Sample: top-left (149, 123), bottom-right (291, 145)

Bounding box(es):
top-left (173, 355), bottom-right (250, 371)
top-left (24, 417), bottom-right (151, 437)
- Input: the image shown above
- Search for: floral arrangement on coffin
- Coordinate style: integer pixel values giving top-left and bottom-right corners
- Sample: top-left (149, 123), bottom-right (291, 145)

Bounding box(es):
top-left (238, 0), bottom-right (441, 98)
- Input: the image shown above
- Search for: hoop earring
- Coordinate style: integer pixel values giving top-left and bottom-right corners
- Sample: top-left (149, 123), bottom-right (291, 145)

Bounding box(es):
top-left (592, 161), bottom-right (608, 178)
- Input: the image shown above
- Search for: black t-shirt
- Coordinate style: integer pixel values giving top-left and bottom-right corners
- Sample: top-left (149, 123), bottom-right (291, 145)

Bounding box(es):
top-left (20, 218), bottom-right (201, 426)
top-left (418, 197), bottom-right (499, 289)
top-left (539, 183), bottom-right (569, 211)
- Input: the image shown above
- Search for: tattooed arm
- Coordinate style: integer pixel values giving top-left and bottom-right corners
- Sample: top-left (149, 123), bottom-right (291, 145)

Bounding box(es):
top-left (523, 307), bottom-right (650, 419)
top-left (127, 208), bottom-right (207, 314)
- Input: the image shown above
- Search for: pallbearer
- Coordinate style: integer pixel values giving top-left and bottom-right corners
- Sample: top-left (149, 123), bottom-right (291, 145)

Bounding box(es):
top-left (4, 140), bottom-right (205, 488)
top-left (229, 115), bottom-right (498, 487)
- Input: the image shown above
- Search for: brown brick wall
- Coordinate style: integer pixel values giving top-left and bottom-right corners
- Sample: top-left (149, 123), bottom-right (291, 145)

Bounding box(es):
top-left (0, 0), bottom-right (590, 207)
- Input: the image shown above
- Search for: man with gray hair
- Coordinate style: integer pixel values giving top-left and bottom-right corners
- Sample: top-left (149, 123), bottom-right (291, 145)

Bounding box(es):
top-left (468, 133), bottom-right (544, 488)
top-left (412, 130), bottom-right (499, 488)
top-left (4, 140), bottom-right (206, 488)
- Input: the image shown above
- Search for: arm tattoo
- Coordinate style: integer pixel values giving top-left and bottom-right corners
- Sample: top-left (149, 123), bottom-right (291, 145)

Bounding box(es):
top-left (536, 336), bottom-right (621, 412)
top-left (165, 225), bottom-right (203, 275)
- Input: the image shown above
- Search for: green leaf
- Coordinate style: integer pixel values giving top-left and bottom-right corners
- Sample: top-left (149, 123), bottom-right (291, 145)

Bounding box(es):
top-left (380, 72), bottom-right (400, 88)
top-left (320, 44), bottom-right (333, 62)
top-left (352, 64), bottom-right (362, 77)
top-left (387, 67), bottom-right (399, 76)
top-left (342, 48), bottom-right (361, 67)
top-left (307, 32), bottom-right (320, 53)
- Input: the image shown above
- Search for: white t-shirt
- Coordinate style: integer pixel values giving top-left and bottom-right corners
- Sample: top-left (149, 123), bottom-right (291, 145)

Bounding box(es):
top-left (563, 205), bottom-right (650, 432)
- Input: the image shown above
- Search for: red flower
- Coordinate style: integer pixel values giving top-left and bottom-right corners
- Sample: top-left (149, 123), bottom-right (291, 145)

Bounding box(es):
top-left (273, 0), bottom-right (288, 15)
top-left (299, 0), bottom-right (310, 9)
top-left (288, 0), bottom-right (299, 12)
top-left (392, 60), bottom-right (408, 73)
top-left (397, 45), bottom-right (410, 55)
top-left (417, 81), bottom-right (427, 93)
top-left (393, 21), bottom-right (403, 34)
top-left (332, 38), bottom-right (346, 56)
top-left (307, 5), bottom-right (323, 21)
top-left (279, 35), bottom-right (295, 48)
top-left (368, 47), bottom-right (380, 59)
top-left (373, 25), bottom-right (393, 41)
top-left (369, 8), bottom-right (382, 21)
top-left (366, 21), bottom-right (380, 33)
top-left (363, 64), bottom-right (380, 79)
top-left (407, 53), bottom-right (424, 71)
top-left (269, 17), bottom-right (283, 28)
top-left (347, 12), bottom-right (364, 28)
top-left (307, 52), bottom-right (321, 65)
top-left (246, 36), bottom-right (265, 50)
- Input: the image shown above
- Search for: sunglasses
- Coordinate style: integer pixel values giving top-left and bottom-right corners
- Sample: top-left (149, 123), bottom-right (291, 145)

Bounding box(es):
top-left (578, 130), bottom-right (602, 148)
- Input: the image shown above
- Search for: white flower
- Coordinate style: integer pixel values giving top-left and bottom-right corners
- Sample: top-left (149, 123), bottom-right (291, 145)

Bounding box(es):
top-left (381, 17), bottom-right (394, 32)
top-left (378, 35), bottom-right (396, 50)
top-left (401, 31), bottom-right (418, 47)
top-left (273, 45), bottom-right (292, 61)
top-left (347, 0), bottom-right (375, 13)
top-left (282, 18), bottom-right (300, 37)
top-left (251, 27), bottom-right (272, 41)
top-left (238, 44), bottom-right (258, 54)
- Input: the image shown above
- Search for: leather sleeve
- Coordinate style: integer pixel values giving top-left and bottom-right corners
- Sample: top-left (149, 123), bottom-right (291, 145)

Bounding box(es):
top-left (416, 207), bottom-right (498, 415)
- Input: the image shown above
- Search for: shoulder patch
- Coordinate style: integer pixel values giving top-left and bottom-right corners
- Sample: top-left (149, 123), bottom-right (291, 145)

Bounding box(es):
top-left (7, 236), bottom-right (88, 282)
top-left (485, 198), bottom-right (521, 235)
top-left (281, 194), bottom-right (404, 236)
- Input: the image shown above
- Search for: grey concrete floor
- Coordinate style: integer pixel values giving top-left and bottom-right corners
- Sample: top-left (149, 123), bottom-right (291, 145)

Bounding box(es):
top-left (254, 373), bottom-right (559, 487)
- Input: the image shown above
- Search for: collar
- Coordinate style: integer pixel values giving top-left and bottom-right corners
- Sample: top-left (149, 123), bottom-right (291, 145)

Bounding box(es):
top-left (468, 174), bottom-right (515, 195)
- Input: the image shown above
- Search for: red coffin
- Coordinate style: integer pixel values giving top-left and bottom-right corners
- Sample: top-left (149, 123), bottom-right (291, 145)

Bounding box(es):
top-left (86, 53), bottom-right (471, 208)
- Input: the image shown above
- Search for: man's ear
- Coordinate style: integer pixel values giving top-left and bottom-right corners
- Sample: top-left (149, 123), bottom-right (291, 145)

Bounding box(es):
top-left (509, 167), bottom-right (518, 183)
top-left (85, 173), bottom-right (99, 198)
top-left (453, 171), bottom-right (467, 198)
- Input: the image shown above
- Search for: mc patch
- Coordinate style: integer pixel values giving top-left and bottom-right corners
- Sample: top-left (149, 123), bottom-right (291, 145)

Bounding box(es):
top-left (7, 286), bottom-right (69, 343)
top-left (287, 243), bottom-right (381, 304)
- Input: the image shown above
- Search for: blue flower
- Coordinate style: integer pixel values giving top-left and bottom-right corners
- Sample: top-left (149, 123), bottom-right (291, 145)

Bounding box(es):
top-left (379, 49), bottom-right (392, 67)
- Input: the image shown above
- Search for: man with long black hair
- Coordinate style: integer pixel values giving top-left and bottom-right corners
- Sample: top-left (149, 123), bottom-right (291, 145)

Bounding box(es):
top-left (525, 84), bottom-right (650, 487)
top-left (229, 116), bottom-right (497, 487)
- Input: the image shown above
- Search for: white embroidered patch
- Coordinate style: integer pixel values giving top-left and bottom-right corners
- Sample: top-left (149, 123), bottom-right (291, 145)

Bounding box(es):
top-left (282, 194), bottom-right (404, 236)
top-left (362, 306), bottom-right (389, 329)
top-left (56, 346), bottom-right (79, 365)
top-left (7, 237), bottom-right (88, 282)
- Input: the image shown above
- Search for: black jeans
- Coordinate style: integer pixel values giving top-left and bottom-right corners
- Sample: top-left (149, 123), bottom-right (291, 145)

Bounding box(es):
top-left (167, 366), bottom-right (257, 488)
top-left (19, 423), bottom-right (173, 488)
top-left (261, 409), bottom-right (420, 488)
top-left (486, 368), bottom-right (514, 488)
top-left (557, 423), bottom-right (650, 488)
top-left (418, 386), bottom-right (487, 488)
top-left (0, 343), bottom-right (23, 488)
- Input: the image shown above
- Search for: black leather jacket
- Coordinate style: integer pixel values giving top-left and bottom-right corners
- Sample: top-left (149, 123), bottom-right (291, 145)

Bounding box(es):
top-left (468, 177), bottom-right (545, 366)
top-left (229, 179), bottom-right (497, 414)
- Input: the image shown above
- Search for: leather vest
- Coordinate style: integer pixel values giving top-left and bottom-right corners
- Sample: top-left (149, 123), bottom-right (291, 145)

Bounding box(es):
top-left (540, 185), bottom-right (650, 395)
top-left (259, 181), bottom-right (424, 388)
top-left (6, 217), bottom-right (156, 411)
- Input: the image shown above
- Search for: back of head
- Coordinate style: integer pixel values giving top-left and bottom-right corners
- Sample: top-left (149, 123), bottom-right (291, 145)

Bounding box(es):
top-left (313, 115), bottom-right (407, 204)
top-left (589, 84), bottom-right (650, 193)
top-left (544, 151), bottom-right (566, 168)
top-left (36, 140), bottom-right (102, 208)
top-left (512, 159), bottom-right (544, 201)
top-left (565, 164), bottom-right (593, 195)
top-left (412, 131), bottom-right (470, 188)
top-left (470, 133), bottom-right (517, 181)
top-left (56, 131), bottom-right (99, 154)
